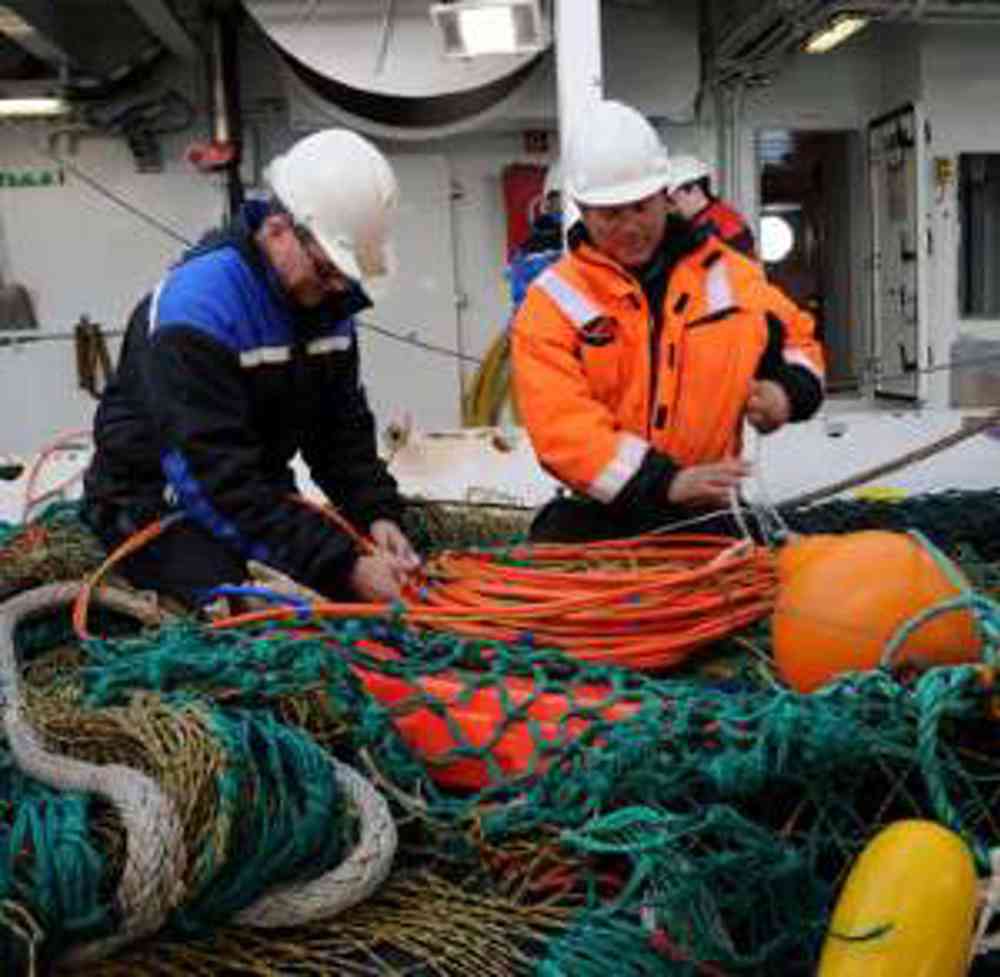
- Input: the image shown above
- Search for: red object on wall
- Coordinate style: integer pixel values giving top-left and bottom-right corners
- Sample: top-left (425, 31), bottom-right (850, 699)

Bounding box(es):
top-left (185, 140), bottom-right (237, 172)
top-left (502, 163), bottom-right (547, 260)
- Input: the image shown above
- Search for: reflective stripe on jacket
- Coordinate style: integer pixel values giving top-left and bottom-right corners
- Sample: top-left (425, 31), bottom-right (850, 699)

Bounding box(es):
top-left (511, 236), bottom-right (824, 504)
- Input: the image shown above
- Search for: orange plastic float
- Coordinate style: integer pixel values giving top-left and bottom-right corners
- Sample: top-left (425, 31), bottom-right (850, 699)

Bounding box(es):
top-left (772, 531), bottom-right (982, 693)
top-left (353, 641), bottom-right (639, 790)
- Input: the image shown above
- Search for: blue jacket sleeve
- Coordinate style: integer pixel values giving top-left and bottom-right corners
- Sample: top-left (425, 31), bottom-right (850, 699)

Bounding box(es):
top-left (143, 325), bottom-right (361, 594)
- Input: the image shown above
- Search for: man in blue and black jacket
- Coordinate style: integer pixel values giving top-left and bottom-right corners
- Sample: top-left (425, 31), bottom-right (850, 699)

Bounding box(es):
top-left (83, 129), bottom-right (419, 607)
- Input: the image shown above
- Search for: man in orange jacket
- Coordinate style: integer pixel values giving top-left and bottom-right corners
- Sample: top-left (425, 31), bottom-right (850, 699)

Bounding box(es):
top-left (511, 101), bottom-right (824, 542)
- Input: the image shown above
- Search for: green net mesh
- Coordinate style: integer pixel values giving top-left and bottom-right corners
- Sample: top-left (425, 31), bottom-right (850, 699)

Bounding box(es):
top-left (0, 492), bottom-right (997, 976)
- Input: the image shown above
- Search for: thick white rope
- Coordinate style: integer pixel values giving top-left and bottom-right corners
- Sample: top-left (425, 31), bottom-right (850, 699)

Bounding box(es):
top-left (974, 848), bottom-right (1000, 957)
top-left (233, 759), bottom-right (397, 928)
top-left (0, 583), bottom-right (188, 964)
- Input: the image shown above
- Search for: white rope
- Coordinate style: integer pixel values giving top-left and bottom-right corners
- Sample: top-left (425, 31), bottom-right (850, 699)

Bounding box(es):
top-left (728, 485), bottom-right (752, 542)
top-left (647, 433), bottom-right (791, 544)
top-left (0, 583), bottom-right (188, 965)
top-left (0, 900), bottom-right (42, 977)
top-left (233, 759), bottom-right (397, 928)
top-left (0, 581), bottom-right (397, 950)
top-left (744, 431), bottom-right (792, 542)
top-left (974, 848), bottom-right (1000, 956)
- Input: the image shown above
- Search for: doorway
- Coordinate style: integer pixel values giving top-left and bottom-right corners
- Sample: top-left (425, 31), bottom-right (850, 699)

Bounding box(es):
top-left (756, 129), bottom-right (865, 393)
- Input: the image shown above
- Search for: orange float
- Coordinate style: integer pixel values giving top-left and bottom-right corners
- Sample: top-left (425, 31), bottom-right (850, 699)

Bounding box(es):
top-left (772, 531), bottom-right (982, 693)
top-left (352, 644), bottom-right (639, 791)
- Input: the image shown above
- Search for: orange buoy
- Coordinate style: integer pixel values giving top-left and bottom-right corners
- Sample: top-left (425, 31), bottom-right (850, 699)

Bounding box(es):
top-left (772, 531), bottom-right (981, 693)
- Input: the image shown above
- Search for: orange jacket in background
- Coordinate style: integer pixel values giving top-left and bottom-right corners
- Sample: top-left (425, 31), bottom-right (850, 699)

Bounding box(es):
top-left (511, 234), bottom-right (824, 506)
top-left (692, 199), bottom-right (756, 257)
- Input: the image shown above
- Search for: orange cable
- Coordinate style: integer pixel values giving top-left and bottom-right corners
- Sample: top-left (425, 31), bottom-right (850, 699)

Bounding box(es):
top-left (72, 516), bottom-right (176, 639)
top-left (69, 498), bottom-right (777, 671)
top-left (289, 494), bottom-right (376, 555)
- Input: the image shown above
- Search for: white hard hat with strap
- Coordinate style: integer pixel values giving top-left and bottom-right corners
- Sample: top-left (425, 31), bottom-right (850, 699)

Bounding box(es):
top-left (667, 155), bottom-right (712, 194)
top-left (265, 129), bottom-right (398, 283)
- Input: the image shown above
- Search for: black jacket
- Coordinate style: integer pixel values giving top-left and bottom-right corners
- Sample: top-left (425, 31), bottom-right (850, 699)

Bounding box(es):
top-left (83, 201), bottom-right (403, 593)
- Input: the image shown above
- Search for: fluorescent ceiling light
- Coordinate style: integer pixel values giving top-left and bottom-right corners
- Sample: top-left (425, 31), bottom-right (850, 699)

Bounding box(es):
top-left (431, 0), bottom-right (549, 58)
top-left (803, 15), bottom-right (869, 54)
top-left (455, 7), bottom-right (517, 54)
top-left (0, 97), bottom-right (71, 118)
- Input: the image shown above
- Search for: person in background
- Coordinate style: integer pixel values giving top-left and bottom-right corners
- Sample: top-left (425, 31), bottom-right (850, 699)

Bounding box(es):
top-left (507, 160), bottom-right (565, 310)
top-left (667, 155), bottom-right (757, 258)
top-left (83, 129), bottom-right (419, 607)
top-left (511, 101), bottom-right (824, 542)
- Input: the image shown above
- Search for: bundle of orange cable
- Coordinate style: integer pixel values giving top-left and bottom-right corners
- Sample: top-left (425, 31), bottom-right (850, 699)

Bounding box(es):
top-left (214, 533), bottom-right (777, 671)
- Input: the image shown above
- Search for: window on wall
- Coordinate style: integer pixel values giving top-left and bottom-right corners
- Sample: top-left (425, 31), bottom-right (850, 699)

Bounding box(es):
top-left (959, 154), bottom-right (1000, 318)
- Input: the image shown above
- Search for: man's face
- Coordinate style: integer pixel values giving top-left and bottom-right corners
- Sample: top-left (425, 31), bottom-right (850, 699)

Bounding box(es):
top-left (670, 184), bottom-right (704, 220)
top-left (580, 190), bottom-right (669, 269)
top-left (263, 215), bottom-right (352, 308)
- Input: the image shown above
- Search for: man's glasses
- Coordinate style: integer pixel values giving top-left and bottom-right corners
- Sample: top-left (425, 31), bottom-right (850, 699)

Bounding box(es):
top-left (292, 224), bottom-right (346, 287)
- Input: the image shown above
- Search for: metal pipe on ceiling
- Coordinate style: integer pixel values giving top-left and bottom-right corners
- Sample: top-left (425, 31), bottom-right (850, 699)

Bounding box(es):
top-left (715, 0), bottom-right (788, 59)
top-left (0, 4), bottom-right (68, 69)
top-left (712, 0), bottom-right (1000, 88)
top-left (847, 0), bottom-right (1000, 14)
top-left (716, 0), bottom-right (836, 64)
top-left (121, 0), bottom-right (198, 61)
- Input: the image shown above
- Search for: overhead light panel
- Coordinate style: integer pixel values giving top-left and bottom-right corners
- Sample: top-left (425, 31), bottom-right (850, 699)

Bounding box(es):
top-left (803, 15), bottom-right (869, 54)
top-left (0, 97), bottom-right (71, 118)
top-left (431, 0), bottom-right (549, 58)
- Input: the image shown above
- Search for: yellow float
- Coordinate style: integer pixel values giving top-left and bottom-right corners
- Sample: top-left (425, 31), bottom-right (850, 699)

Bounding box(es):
top-left (772, 530), bottom-right (981, 692)
top-left (818, 819), bottom-right (978, 977)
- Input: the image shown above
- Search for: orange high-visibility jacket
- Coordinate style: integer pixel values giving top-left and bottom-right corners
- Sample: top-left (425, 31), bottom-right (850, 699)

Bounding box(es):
top-left (511, 235), bottom-right (824, 505)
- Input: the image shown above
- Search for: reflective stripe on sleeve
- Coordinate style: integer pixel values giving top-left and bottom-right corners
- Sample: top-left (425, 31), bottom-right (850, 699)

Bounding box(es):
top-left (587, 432), bottom-right (650, 503)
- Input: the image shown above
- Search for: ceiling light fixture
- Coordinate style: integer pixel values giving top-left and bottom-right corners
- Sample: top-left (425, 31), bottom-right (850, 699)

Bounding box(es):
top-left (0, 96), bottom-right (71, 118)
top-left (803, 14), bottom-right (868, 54)
top-left (430, 0), bottom-right (549, 58)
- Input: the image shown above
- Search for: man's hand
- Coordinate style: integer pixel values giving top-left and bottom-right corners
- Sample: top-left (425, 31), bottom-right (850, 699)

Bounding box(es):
top-left (746, 379), bottom-right (791, 434)
top-left (667, 458), bottom-right (752, 507)
top-left (348, 552), bottom-right (411, 602)
top-left (370, 519), bottom-right (421, 571)
top-left (346, 521), bottom-right (421, 602)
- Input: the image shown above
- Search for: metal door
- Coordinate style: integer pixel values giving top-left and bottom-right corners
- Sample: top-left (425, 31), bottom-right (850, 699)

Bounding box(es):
top-left (868, 105), bottom-right (926, 400)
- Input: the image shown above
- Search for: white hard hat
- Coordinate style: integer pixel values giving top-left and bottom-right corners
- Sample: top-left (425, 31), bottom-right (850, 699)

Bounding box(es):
top-left (265, 129), bottom-right (398, 283)
top-left (565, 100), bottom-right (671, 207)
top-left (667, 155), bottom-right (712, 193)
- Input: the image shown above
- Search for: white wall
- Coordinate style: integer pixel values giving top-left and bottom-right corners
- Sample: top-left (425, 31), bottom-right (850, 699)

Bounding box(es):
top-left (878, 24), bottom-right (923, 114)
top-left (442, 132), bottom-right (523, 384)
top-left (921, 25), bottom-right (1000, 353)
top-left (354, 152), bottom-right (464, 433)
top-left (0, 114), bottom-right (223, 455)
